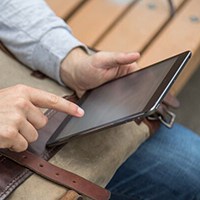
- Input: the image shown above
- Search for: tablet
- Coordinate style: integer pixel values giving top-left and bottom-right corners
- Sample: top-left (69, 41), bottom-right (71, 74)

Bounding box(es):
top-left (47, 51), bottom-right (191, 146)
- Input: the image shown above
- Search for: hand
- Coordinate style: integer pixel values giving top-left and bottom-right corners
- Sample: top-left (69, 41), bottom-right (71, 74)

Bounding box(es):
top-left (0, 85), bottom-right (84, 152)
top-left (61, 48), bottom-right (140, 97)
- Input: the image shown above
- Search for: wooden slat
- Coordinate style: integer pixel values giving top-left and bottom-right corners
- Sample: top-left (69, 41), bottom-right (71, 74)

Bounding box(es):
top-left (138, 0), bottom-right (200, 94)
top-left (45, 0), bottom-right (83, 19)
top-left (67, 0), bottom-right (134, 46)
top-left (45, 0), bottom-right (196, 95)
top-left (96, 0), bottom-right (185, 52)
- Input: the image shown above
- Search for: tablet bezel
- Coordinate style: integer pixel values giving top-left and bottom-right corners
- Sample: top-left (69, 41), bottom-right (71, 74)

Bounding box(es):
top-left (142, 50), bottom-right (191, 115)
top-left (47, 51), bottom-right (191, 147)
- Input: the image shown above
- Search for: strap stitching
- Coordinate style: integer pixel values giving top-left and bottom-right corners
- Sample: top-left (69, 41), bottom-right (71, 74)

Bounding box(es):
top-left (0, 99), bottom-right (70, 198)
top-left (0, 169), bottom-right (31, 198)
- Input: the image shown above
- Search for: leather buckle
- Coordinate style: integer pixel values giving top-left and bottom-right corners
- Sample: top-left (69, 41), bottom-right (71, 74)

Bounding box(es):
top-left (147, 108), bottom-right (176, 128)
top-left (158, 110), bottom-right (176, 128)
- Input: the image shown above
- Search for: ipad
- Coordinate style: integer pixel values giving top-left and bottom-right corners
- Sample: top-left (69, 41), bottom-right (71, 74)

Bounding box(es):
top-left (47, 51), bottom-right (191, 146)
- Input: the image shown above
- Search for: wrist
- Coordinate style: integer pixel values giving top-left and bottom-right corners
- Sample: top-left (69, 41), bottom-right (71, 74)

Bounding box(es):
top-left (60, 47), bottom-right (89, 95)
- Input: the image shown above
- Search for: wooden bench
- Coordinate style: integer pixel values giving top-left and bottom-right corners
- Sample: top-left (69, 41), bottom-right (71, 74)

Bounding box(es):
top-left (46, 0), bottom-right (200, 95)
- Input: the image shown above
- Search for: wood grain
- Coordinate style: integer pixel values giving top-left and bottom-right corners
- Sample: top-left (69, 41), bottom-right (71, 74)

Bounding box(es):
top-left (67, 0), bottom-right (133, 46)
top-left (46, 0), bottom-right (83, 19)
top-left (96, 0), bottom-right (185, 52)
top-left (138, 0), bottom-right (200, 94)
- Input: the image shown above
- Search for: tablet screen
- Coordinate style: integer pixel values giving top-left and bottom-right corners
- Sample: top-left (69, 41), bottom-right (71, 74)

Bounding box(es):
top-left (47, 51), bottom-right (191, 146)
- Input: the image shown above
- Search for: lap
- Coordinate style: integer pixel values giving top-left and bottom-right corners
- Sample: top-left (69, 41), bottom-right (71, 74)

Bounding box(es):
top-left (107, 123), bottom-right (200, 200)
top-left (1, 50), bottom-right (152, 200)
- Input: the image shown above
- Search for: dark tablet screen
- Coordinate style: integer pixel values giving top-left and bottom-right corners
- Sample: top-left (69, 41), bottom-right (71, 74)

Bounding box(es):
top-left (47, 51), bottom-right (191, 146)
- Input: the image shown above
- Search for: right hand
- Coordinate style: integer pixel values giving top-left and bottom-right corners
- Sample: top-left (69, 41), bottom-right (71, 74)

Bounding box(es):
top-left (0, 84), bottom-right (84, 152)
top-left (61, 48), bottom-right (140, 97)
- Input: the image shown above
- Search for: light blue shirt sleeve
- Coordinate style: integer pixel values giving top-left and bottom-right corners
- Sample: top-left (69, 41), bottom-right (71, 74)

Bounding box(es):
top-left (0, 0), bottom-right (88, 84)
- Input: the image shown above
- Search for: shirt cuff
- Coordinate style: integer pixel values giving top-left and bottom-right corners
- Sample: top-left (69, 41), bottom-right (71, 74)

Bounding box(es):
top-left (32, 27), bottom-right (89, 85)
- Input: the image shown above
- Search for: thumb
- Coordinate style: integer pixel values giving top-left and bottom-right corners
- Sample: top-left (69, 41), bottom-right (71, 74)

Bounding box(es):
top-left (93, 51), bottom-right (140, 69)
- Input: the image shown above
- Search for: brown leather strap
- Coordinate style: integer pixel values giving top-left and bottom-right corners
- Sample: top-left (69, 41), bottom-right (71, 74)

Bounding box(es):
top-left (136, 93), bottom-right (180, 134)
top-left (162, 92), bottom-right (180, 108)
top-left (0, 95), bottom-right (110, 200)
top-left (0, 149), bottom-right (110, 200)
top-left (0, 91), bottom-right (178, 199)
top-left (151, 93), bottom-right (179, 128)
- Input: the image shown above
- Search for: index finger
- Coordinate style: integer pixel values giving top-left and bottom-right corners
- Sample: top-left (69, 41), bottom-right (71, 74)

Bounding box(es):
top-left (28, 88), bottom-right (84, 117)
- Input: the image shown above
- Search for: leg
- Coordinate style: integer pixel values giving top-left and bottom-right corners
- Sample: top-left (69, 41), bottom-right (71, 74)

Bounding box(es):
top-left (106, 123), bottom-right (200, 200)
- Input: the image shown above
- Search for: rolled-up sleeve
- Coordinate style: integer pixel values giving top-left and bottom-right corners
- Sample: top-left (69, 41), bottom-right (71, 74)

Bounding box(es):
top-left (0, 0), bottom-right (87, 84)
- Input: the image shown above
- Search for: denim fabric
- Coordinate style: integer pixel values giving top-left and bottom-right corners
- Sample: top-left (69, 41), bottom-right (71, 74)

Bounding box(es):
top-left (107, 123), bottom-right (200, 200)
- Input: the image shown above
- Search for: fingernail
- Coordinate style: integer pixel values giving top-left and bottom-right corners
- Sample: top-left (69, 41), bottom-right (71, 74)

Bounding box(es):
top-left (77, 107), bottom-right (84, 116)
top-left (135, 52), bottom-right (140, 57)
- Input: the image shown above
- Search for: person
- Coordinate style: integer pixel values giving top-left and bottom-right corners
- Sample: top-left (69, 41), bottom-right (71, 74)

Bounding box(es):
top-left (1, 0), bottom-right (200, 199)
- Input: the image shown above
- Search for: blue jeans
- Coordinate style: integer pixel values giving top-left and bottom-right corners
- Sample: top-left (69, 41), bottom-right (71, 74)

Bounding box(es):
top-left (106, 123), bottom-right (200, 200)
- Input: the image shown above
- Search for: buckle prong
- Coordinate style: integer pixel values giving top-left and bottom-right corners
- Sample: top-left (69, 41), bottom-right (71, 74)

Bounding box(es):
top-left (147, 109), bottom-right (176, 128)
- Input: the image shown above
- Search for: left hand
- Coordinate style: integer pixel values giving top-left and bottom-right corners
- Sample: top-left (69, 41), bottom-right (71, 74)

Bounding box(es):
top-left (61, 48), bottom-right (140, 97)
